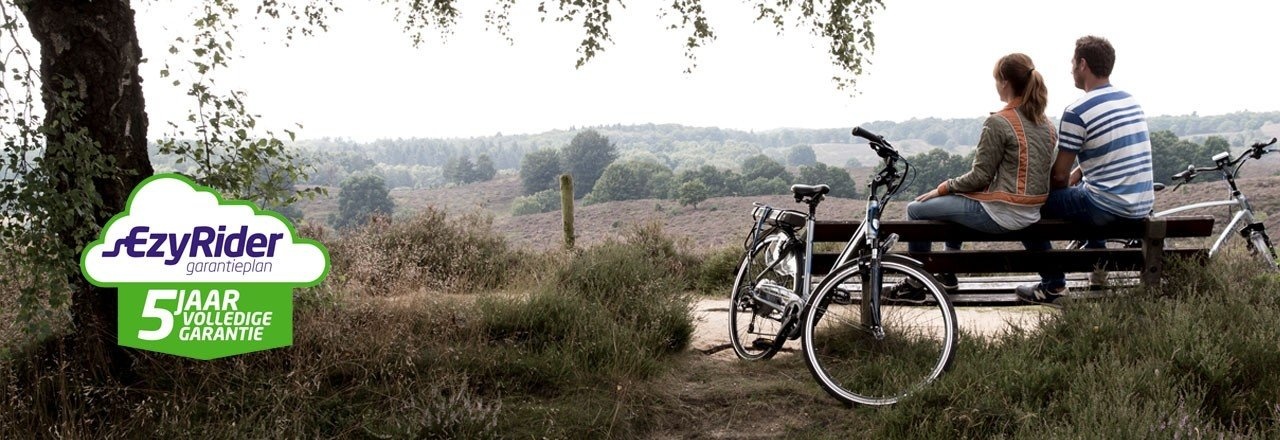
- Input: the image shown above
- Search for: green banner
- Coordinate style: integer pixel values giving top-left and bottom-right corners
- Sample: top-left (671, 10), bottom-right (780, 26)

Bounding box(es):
top-left (117, 284), bottom-right (293, 360)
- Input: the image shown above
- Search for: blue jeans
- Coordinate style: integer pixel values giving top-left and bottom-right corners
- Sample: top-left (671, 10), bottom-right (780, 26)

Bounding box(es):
top-left (906, 195), bottom-right (1009, 253)
top-left (1023, 186), bottom-right (1142, 289)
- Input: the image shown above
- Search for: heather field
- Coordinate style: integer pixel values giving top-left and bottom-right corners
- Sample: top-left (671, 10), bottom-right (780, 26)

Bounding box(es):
top-left (6, 174), bottom-right (1280, 437)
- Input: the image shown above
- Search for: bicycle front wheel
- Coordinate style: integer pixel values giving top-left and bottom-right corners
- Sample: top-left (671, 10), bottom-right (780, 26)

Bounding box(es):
top-left (729, 232), bottom-right (802, 360)
top-left (801, 256), bottom-right (957, 405)
top-left (1246, 230), bottom-right (1279, 271)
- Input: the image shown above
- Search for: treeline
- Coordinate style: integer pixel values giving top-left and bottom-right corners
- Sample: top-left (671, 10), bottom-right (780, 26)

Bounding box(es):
top-left (146, 124), bottom-right (1263, 229)
top-left (1147, 112), bottom-right (1279, 141)
top-left (509, 131), bottom-right (859, 216)
top-left (892, 130), bottom-right (1241, 200)
top-left (151, 111), bottom-right (1279, 191)
top-left (322, 112), bottom-right (1276, 189)
top-left (509, 127), bottom-right (1239, 217)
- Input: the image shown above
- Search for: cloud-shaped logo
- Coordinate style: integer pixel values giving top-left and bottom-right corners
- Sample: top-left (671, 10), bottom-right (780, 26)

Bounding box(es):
top-left (82, 174), bottom-right (328, 285)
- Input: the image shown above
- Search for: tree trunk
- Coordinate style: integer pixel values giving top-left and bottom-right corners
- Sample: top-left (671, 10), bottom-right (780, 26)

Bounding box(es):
top-left (21, 0), bottom-right (152, 380)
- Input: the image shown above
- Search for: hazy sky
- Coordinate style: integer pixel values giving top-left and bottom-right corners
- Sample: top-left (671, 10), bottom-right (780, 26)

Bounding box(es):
top-left (134, 0), bottom-right (1280, 141)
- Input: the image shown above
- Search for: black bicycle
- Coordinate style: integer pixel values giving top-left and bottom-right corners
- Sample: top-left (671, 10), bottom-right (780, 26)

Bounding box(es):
top-left (729, 127), bottom-right (958, 405)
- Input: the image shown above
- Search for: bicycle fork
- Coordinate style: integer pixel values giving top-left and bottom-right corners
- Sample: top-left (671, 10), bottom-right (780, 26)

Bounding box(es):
top-left (863, 200), bottom-right (886, 340)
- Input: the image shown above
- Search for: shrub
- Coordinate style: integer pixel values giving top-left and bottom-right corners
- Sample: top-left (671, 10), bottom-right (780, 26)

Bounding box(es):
top-left (510, 189), bottom-right (561, 216)
top-left (476, 223), bottom-right (696, 386)
top-left (0, 243), bottom-right (69, 348)
top-left (694, 246), bottom-right (742, 296)
top-left (327, 208), bottom-right (520, 295)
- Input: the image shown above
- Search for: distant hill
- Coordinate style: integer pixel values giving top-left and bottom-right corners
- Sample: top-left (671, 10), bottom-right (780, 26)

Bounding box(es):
top-left (281, 111), bottom-right (1280, 189)
top-left (296, 171), bottom-right (1280, 254)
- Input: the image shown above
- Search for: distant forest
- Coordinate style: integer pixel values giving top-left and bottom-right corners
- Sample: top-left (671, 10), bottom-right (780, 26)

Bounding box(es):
top-left (150, 111), bottom-right (1280, 190)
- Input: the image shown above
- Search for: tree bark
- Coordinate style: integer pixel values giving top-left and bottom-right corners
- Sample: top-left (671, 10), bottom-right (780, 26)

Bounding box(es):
top-left (21, 0), bottom-right (152, 380)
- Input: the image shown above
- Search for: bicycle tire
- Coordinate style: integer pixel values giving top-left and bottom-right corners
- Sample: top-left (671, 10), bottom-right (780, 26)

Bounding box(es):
top-left (801, 255), bottom-right (957, 405)
top-left (729, 232), bottom-right (802, 360)
top-left (1246, 230), bottom-right (1279, 271)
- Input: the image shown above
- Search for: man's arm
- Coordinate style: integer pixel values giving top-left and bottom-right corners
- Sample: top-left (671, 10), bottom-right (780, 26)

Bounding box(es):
top-left (1049, 149), bottom-right (1078, 189)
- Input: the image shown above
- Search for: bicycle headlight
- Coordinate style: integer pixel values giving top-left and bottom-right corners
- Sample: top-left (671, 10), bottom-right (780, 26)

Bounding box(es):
top-left (1213, 151), bottom-right (1230, 164)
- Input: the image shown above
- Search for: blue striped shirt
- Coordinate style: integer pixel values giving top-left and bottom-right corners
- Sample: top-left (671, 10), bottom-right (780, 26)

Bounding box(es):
top-left (1058, 85), bottom-right (1155, 218)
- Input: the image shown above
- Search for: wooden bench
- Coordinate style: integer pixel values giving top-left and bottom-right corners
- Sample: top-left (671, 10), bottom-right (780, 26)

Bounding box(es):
top-left (809, 215), bottom-right (1215, 289)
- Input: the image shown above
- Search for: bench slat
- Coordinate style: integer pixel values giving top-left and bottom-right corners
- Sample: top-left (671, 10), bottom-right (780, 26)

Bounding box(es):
top-left (809, 248), bottom-right (1208, 275)
top-left (811, 216), bottom-right (1214, 242)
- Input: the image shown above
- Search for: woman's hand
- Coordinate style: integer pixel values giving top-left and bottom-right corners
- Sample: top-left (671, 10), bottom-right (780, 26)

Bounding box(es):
top-left (915, 189), bottom-right (941, 203)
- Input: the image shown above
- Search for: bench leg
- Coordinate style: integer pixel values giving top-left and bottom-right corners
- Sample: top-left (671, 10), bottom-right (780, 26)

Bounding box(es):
top-left (1141, 238), bottom-right (1164, 286)
top-left (1142, 219), bottom-right (1168, 286)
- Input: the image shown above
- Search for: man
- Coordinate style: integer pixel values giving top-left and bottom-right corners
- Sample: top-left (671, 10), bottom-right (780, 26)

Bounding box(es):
top-left (1016, 35), bottom-right (1156, 304)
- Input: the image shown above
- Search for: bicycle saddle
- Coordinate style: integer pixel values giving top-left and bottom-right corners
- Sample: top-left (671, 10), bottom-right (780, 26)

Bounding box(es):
top-left (790, 184), bottom-right (830, 198)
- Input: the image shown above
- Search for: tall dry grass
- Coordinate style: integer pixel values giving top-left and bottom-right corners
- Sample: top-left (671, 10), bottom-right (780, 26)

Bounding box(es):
top-left (11, 203), bottom-right (1280, 438)
top-left (323, 208), bottom-right (526, 295)
top-left (0, 213), bottom-right (698, 438)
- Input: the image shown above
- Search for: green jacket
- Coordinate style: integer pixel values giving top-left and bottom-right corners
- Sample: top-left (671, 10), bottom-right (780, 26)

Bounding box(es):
top-left (937, 103), bottom-right (1057, 206)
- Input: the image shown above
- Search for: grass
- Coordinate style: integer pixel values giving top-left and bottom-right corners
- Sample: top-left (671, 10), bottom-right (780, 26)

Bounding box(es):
top-left (0, 214), bottom-right (699, 439)
top-left (635, 251), bottom-right (1280, 438)
top-left (871, 252), bottom-right (1280, 438)
top-left (5, 206), bottom-right (1280, 437)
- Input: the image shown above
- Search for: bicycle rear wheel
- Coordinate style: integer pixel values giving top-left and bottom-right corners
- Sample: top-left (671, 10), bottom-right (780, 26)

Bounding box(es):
top-left (801, 256), bottom-right (957, 405)
top-left (729, 232), bottom-right (802, 360)
top-left (1246, 230), bottom-right (1279, 271)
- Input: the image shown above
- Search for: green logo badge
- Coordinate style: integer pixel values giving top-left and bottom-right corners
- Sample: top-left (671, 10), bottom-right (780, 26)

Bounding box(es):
top-left (80, 174), bottom-right (329, 360)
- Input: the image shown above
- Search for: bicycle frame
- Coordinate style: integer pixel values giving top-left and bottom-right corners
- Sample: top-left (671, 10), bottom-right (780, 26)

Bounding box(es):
top-left (1152, 197), bottom-right (1256, 258)
top-left (763, 195), bottom-right (883, 318)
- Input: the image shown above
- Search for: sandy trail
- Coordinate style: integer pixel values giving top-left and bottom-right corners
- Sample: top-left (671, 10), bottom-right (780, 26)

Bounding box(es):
top-left (691, 298), bottom-right (1055, 359)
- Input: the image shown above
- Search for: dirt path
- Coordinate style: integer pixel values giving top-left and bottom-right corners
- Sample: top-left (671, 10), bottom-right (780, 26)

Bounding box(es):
top-left (690, 298), bottom-right (1056, 359)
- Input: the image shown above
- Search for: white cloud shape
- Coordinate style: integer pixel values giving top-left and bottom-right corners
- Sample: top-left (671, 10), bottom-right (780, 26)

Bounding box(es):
top-left (82, 176), bottom-right (328, 284)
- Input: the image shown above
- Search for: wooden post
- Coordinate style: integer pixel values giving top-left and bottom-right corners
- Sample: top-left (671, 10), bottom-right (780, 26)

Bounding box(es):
top-left (560, 174), bottom-right (575, 250)
top-left (1141, 218), bottom-right (1168, 286)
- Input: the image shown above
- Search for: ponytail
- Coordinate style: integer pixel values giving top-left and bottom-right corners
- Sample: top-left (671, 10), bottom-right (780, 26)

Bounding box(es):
top-left (995, 53), bottom-right (1050, 126)
top-left (1021, 70), bottom-right (1049, 126)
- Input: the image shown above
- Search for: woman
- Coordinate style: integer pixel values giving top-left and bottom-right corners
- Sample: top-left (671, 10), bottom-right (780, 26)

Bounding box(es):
top-left (888, 53), bottom-right (1057, 301)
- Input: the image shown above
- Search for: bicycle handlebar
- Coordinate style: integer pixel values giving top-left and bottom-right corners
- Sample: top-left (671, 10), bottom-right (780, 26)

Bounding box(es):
top-left (1170, 164), bottom-right (1198, 182)
top-left (851, 126), bottom-right (899, 159)
top-left (851, 126), bottom-right (885, 144)
top-left (1169, 138), bottom-right (1278, 184)
top-left (1249, 137), bottom-right (1278, 159)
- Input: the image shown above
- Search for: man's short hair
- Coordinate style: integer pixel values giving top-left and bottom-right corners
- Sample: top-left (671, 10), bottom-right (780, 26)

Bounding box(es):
top-left (1074, 36), bottom-right (1115, 77)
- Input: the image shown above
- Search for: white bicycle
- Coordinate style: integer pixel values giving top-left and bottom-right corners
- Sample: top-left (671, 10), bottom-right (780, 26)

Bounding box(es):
top-left (1069, 137), bottom-right (1278, 270)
